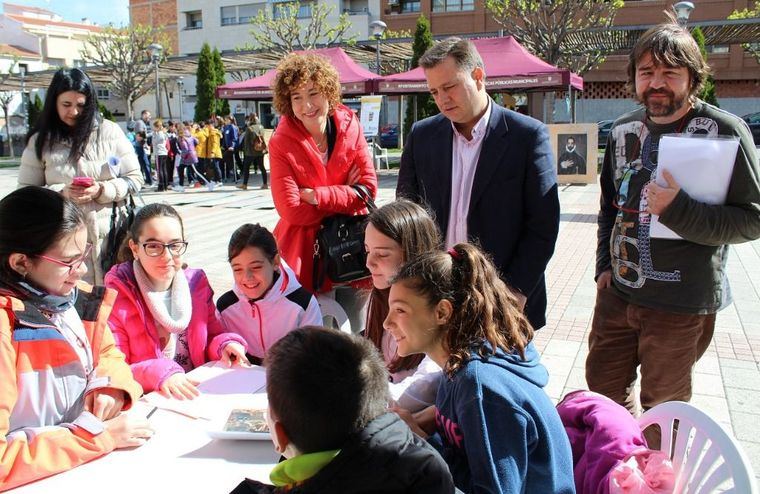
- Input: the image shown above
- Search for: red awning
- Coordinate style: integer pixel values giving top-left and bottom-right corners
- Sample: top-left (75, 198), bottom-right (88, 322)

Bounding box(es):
top-left (217, 47), bottom-right (381, 100)
top-left (377, 36), bottom-right (583, 94)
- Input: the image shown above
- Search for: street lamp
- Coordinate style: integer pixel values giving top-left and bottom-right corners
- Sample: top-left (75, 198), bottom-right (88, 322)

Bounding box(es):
top-left (177, 76), bottom-right (184, 123)
top-left (369, 20), bottom-right (387, 74)
top-left (673, 1), bottom-right (695, 27)
top-left (148, 43), bottom-right (163, 118)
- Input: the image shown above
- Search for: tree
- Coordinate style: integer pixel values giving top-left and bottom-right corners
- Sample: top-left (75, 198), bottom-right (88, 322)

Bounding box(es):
top-left (0, 92), bottom-right (15, 157)
top-left (80, 24), bottom-right (171, 120)
top-left (403, 15), bottom-right (438, 141)
top-left (484, 0), bottom-right (624, 75)
top-left (195, 43), bottom-right (216, 122)
top-left (213, 48), bottom-right (230, 116)
top-left (728, 2), bottom-right (760, 65)
top-left (691, 27), bottom-right (719, 107)
top-left (27, 93), bottom-right (42, 128)
top-left (98, 102), bottom-right (115, 121)
top-left (242, 2), bottom-right (356, 56)
top-left (0, 58), bottom-right (19, 157)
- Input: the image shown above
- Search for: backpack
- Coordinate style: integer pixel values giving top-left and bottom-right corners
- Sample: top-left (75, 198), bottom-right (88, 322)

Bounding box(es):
top-left (253, 132), bottom-right (267, 153)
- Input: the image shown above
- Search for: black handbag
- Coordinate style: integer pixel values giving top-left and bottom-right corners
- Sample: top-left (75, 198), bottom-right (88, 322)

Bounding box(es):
top-left (312, 184), bottom-right (377, 292)
top-left (101, 183), bottom-right (139, 275)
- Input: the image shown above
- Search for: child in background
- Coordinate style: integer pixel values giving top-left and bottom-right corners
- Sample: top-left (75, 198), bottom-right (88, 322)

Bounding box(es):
top-left (0, 186), bottom-right (151, 490)
top-left (177, 122), bottom-right (198, 187)
top-left (152, 119), bottom-right (170, 191)
top-left (105, 203), bottom-right (249, 399)
top-left (206, 119), bottom-right (223, 184)
top-left (363, 199), bottom-right (443, 412)
top-left (231, 327), bottom-right (455, 494)
top-left (387, 243), bottom-right (575, 494)
top-left (216, 223), bottom-right (321, 365)
top-left (134, 131), bottom-right (152, 186)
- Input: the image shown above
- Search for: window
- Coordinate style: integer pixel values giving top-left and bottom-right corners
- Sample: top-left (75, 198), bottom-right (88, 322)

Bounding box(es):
top-left (432, 0), bottom-right (473, 12)
top-left (221, 6), bottom-right (236, 25)
top-left (273, 1), bottom-right (313, 19)
top-left (221, 4), bottom-right (263, 25)
top-left (706, 45), bottom-right (729, 54)
top-left (400, 0), bottom-right (420, 13)
top-left (186, 11), bottom-right (203, 29)
top-left (97, 88), bottom-right (110, 100)
top-left (238, 4), bottom-right (259, 23)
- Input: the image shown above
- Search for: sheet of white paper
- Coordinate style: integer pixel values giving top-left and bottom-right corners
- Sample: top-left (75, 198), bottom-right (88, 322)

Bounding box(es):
top-left (650, 134), bottom-right (739, 239)
top-left (144, 364), bottom-right (266, 420)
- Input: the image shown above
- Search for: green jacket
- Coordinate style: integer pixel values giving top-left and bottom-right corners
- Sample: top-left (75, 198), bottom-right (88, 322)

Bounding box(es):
top-left (597, 99), bottom-right (760, 313)
top-left (243, 123), bottom-right (266, 158)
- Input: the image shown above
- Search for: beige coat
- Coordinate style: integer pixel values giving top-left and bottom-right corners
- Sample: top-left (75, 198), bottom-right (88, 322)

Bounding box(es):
top-left (18, 119), bottom-right (143, 284)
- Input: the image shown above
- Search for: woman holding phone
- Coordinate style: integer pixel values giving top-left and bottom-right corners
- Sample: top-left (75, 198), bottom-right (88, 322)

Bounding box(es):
top-left (18, 68), bottom-right (143, 285)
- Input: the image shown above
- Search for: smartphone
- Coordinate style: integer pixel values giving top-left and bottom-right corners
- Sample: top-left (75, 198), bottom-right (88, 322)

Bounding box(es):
top-left (72, 176), bottom-right (94, 187)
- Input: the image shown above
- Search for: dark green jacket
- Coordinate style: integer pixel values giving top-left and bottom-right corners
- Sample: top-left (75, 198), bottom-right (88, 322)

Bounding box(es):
top-left (597, 99), bottom-right (760, 313)
top-left (243, 123), bottom-right (266, 158)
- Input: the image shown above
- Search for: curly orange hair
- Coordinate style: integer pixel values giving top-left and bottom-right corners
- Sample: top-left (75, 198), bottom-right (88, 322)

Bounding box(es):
top-left (272, 53), bottom-right (342, 118)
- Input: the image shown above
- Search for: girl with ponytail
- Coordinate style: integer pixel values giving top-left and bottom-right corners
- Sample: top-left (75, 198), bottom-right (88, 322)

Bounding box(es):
top-left (385, 243), bottom-right (574, 494)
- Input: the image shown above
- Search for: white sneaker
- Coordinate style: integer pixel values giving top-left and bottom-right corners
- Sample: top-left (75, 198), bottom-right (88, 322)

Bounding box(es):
top-left (172, 185), bottom-right (185, 193)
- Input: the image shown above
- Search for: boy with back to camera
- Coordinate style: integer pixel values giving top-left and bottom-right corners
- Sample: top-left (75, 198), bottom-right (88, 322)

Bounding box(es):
top-left (231, 326), bottom-right (455, 494)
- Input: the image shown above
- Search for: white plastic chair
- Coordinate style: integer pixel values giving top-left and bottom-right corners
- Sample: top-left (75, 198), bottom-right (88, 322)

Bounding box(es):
top-left (638, 401), bottom-right (758, 493)
top-left (373, 142), bottom-right (389, 170)
top-left (316, 294), bottom-right (351, 334)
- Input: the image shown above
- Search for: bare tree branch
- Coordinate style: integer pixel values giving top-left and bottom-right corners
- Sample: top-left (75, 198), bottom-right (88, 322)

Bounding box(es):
top-left (80, 24), bottom-right (172, 119)
top-left (728, 2), bottom-right (760, 64)
top-left (244, 2), bottom-right (356, 57)
top-left (485, 0), bottom-right (624, 75)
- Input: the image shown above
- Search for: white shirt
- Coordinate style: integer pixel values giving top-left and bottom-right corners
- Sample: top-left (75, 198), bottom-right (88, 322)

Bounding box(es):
top-left (445, 101), bottom-right (492, 248)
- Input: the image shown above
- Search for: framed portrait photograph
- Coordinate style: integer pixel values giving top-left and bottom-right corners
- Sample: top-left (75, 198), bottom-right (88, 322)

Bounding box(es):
top-left (548, 123), bottom-right (598, 184)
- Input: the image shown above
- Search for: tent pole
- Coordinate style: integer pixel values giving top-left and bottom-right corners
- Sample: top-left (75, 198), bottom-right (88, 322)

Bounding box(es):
top-left (399, 95), bottom-right (404, 150)
top-left (569, 84), bottom-right (576, 123)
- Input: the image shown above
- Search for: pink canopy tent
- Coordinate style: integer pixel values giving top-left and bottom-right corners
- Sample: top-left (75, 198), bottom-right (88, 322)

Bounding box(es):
top-left (217, 47), bottom-right (381, 100)
top-left (377, 36), bottom-right (583, 94)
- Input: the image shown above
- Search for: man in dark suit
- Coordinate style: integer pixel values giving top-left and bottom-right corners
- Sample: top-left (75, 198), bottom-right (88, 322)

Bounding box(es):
top-left (397, 37), bottom-right (560, 329)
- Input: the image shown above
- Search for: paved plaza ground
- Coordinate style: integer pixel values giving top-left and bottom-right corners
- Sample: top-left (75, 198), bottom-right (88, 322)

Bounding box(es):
top-left (2, 166), bottom-right (759, 481)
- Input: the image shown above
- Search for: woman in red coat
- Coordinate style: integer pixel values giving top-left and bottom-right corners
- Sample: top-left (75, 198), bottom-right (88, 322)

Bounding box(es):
top-left (269, 52), bottom-right (377, 294)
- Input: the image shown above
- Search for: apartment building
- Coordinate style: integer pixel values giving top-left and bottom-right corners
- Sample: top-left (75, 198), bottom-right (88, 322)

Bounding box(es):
top-left (128, 0), bottom-right (387, 121)
top-left (380, 0), bottom-right (760, 122)
top-left (0, 3), bottom-right (114, 140)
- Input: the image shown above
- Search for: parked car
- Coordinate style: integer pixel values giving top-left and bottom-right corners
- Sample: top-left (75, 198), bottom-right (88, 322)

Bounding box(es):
top-left (379, 124), bottom-right (399, 149)
top-left (741, 112), bottom-right (760, 146)
top-left (597, 120), bottom-right (614, 148)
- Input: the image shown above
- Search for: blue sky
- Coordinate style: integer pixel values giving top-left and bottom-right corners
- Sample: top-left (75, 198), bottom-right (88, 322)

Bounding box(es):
top-left (6, 0), bottom-right (130, 27)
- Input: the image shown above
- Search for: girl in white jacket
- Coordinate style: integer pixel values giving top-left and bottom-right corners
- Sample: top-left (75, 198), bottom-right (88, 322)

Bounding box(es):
top-left (216, 224), bottom-right (322, 364)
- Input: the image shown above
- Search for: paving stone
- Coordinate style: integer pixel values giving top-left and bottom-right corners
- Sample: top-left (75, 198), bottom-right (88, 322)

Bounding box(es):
top-left (542, 339), bottom-right (582, 358)
top-left (693, 373), bottom-right (726, 397)
top-left (726, 387), bottom-right (760, 415)
top-left (723, 366), bottom-right (760, 390)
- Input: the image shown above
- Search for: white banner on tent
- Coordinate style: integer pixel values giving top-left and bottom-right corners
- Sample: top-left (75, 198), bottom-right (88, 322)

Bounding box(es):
top-left (360, 95), bottom-right (383, 137)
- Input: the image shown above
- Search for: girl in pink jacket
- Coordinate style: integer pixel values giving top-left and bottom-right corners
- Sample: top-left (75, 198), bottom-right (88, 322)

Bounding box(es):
top-left (105, 203), bottom-right (249, 399)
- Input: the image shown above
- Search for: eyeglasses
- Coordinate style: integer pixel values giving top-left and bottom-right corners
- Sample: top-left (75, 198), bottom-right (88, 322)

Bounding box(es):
top-left (141, 241), bottom-right (188, 257)
top-left (37, 243), bottom-right (93, 274)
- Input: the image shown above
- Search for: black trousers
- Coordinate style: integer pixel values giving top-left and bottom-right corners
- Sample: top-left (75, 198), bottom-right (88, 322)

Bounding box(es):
top-left (242, 155), bottom-right (267, 185)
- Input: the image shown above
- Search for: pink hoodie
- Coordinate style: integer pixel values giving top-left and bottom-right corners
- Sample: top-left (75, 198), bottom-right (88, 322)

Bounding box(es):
top-left (105, 262), bottom-right (247, 392)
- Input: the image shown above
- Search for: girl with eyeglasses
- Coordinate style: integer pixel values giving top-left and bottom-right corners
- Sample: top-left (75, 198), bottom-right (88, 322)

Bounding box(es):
top-left (0, 186), bottom-right (152, 490)
top-left (104, 203), bottom-right (250, 400)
